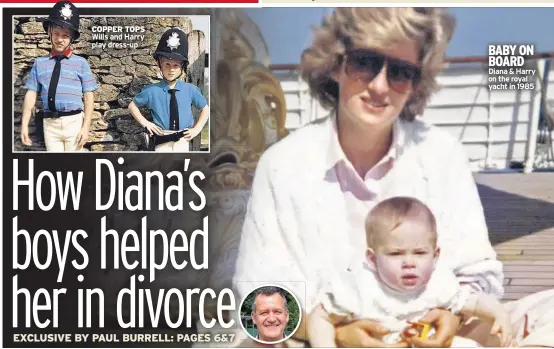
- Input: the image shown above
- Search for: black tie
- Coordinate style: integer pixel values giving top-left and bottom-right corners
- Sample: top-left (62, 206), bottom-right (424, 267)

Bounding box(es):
top-left (48, 55), bottom-right (66, 112)
top-left (168, 89), bottom-right (179, 131)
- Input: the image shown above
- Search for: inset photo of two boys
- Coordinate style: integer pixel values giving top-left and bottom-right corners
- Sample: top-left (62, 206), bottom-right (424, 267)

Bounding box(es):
top-left (12, 1), bottom-right (210, 153)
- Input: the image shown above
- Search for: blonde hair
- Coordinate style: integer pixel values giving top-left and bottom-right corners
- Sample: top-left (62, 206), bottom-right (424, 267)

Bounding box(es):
top-left (300, 8), bottom-right (455, 121)
top-left (365, 197), bottom-right (437, 249)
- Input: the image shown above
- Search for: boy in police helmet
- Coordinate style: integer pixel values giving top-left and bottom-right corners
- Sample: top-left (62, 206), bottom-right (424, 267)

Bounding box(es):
top-left (20, 0), bottom-right (98, 151)
top-left (128, 27), bottom-right (209, 152)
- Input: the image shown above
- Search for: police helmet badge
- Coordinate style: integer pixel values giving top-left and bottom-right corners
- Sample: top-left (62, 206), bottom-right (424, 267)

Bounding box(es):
top-left (60, 3), bottom-right (73, 20)
top-left (166, 32), bottom-right (180, 51)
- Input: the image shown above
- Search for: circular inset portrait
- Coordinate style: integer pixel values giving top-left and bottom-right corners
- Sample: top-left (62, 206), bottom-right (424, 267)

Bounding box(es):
top-left (238, 284), bottom-right (302, 344)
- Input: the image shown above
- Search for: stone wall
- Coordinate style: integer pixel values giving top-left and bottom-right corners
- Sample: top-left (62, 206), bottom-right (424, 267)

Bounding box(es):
top-left (13, 16), bottom-right (208, 151)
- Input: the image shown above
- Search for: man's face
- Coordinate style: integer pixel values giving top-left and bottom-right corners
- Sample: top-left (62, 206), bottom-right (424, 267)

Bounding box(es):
top-left (50, 26), bottom-right (71, 53)
top-left (251, 293), bottom-right (289, 342)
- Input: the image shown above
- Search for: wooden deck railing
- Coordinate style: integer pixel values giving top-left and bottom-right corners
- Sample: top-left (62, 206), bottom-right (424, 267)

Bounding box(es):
top-left (269, 52), bottom-right (554, 71)
top-left (269, 53), bottom-right (554, 172)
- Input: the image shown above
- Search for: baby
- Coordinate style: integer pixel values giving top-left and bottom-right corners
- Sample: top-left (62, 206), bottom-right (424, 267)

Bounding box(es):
top-left (308, 196), bottom-right (513, 347)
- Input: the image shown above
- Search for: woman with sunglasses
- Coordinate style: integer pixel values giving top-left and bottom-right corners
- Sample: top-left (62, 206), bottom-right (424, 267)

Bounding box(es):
top-left (233, 8), bottom-right (554, 347)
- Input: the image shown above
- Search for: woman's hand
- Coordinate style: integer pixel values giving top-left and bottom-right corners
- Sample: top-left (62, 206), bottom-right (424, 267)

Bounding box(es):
top-left (408, 308), bottom-right (461, 347)
top-left (490, 311), bottom-right (515, 347)
top-left (335, 319), bottom-right (408, 348)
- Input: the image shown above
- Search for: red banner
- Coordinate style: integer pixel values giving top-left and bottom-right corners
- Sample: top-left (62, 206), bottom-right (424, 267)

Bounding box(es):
top-left (3, 0), bottom-right (257, 3)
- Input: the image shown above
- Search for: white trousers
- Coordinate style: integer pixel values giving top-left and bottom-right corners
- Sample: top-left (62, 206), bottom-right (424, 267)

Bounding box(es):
top-left (43, 112), bottom-right (84, 152)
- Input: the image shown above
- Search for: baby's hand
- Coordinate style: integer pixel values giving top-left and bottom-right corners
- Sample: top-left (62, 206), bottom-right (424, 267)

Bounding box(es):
top-left (406, 321), bottom-right (432, 340)
top-left (490, 316), bottom-right (514, 347)
top-left (402, 327), bottom-right (419, 339)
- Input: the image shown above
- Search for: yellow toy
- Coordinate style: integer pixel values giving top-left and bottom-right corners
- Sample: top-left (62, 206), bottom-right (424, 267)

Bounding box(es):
top-left (408, 321), bottom-right (432, 339)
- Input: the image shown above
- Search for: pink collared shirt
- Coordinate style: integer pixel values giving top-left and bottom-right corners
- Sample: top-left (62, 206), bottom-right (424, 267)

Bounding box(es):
top-left (328, 117), bottom-right (399, 242)
top-left (326, 117), bottom-right (396, 263)
top-left (329, 118), bottom-right (396, 199)
top-left (233, 114), bottom-right (504, 314)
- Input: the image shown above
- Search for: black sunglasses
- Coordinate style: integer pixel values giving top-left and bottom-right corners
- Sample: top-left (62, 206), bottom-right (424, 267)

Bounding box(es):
top-left (344, 49), bottom-right (421, 94)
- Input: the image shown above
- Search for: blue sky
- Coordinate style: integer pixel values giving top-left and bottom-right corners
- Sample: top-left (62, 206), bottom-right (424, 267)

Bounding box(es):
top-left (243, 8), bottom-right (554, 65)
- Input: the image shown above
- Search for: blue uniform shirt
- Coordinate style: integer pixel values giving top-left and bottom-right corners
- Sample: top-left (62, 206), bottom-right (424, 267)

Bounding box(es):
top-left (24, 52), bottom-right (99, 112)
top-left (133, 80), bottom-right (207, 130)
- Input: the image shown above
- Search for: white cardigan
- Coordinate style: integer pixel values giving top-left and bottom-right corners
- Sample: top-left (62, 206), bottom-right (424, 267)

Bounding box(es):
top-left (232, 115), bottom-right (504, 314)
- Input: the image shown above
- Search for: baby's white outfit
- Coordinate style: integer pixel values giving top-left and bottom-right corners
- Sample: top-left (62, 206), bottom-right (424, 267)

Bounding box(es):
top-left (318, 261), bottom-right (479, 347)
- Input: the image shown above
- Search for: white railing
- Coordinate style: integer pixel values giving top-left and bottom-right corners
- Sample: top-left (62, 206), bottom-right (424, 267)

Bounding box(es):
top-left (271, 55), bottom-right (554, 172)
